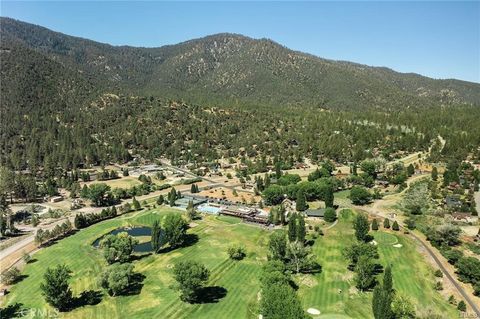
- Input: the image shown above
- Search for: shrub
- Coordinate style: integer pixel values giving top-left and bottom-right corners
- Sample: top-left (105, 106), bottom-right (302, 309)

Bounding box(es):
top-left (323, 208), bottom-right (337, 223)
top-left (434, 269), bottom-right (443, 278)
top-left (392, 221), bottom-right (400, 231)
top-left (227, 245), bottom-right (246, 261)
top-left (1, 267), bottom-right (21, 285)
top-left (457, 300), bottom-right (466, 312)
top-left (441, 248), bottom-right (463, 265)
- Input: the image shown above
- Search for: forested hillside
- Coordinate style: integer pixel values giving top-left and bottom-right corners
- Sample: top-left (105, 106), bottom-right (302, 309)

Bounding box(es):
top-left (1, 17), bottom-right (480, 174)
top-left (2, 17), bottom-right (480, 110)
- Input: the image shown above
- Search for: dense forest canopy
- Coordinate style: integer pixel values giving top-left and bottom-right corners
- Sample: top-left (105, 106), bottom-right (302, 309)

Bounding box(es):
top-left (1, 17), bottom-right (480, 176)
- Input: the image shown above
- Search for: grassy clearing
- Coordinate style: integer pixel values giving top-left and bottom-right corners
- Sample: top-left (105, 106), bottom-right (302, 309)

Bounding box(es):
top-left (297, 209), bottom-right (458, 319)
top-left (83, 177), bottom-right (142, 189)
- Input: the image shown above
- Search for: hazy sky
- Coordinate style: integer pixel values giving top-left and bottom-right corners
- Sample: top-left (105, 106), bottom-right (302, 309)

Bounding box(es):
top-left (1, 1), bottom-right (479, 83)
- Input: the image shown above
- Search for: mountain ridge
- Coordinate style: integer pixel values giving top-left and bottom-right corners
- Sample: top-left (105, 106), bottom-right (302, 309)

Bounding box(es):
top-left (1, 16), bottom-right (479, 110)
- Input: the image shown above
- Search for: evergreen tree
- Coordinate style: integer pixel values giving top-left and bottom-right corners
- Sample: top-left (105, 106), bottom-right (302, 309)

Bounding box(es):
top-left (132, 197), bottom-right (141, 211)
top-left (372, 265), bottom-right (394, 319)
top-left (296, 215), bottom-right (306, 243)
top-left (431, 166), bottom-right (438, 181)
top-left (324, 186), bottom-right (334, 208)
top-left (156, 195), bottom-right (164, 205)
top-left (392, 220), bottom-right (400, 231)
top-left (371, 218), bottom-right (379, 231)
top-left (275, 161), bottom-right (282, 179)
top-left (383, 218), bottom-right (391, 229)
top-left (288, 213), bottom-right (297, 242)
top-left (353, 213), bottom-right (370, 242)
top-left (295, 189), bottom-right (307, 212)
top-left (110, 205), bottom-right (117, 217)
top-left (151, 219), bottom-right (164, 253)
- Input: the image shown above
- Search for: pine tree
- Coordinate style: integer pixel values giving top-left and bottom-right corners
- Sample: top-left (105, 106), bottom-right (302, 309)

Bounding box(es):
top-left (296, 215), bottom-right (306, 243)
top-left (288, 213), bottom-right (297, 242)
top-left (156, 195), bottom-right (164, 205)
top-left (371, 218), bottom-right (379, 231)
top-left (431, 166), bottom-right (438, 181)
top-left (324, 186), bottom-right (334, 208)
top-left (353, 214), bottom-right (370, 242)
top-left (151, 219), bottom-right (164, 253)
top-left (275, 161), bottom-right (282, 179)
top-left (110, 206), bottom-right (117, 216)
top-left (295, 189), bottom-right (307, 211)
top-left (383, 218), bottom-right (391, 229)
top-left (132, 197), bottom-right (141, 211)
top-left (392, 221), bottom-right (400, 231)
top-left (372, 265), bottom-right (394, 319)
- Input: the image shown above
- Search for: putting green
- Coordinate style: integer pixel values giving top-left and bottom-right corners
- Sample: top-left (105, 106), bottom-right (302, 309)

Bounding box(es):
top-left (373, 232), bottom-right (398, 245)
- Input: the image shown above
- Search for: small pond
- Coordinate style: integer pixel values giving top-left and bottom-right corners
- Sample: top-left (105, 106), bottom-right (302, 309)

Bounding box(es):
top-left (92, 226), bottom-right (153, 253)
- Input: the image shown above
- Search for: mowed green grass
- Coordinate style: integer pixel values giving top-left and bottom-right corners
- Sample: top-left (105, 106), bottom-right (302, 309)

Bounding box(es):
top-left (297, 209), bottom-right (457, 319)
top-left (4, 209), bottom-right (267, 319)
top-left (4, 208), bottom-right (457, 319)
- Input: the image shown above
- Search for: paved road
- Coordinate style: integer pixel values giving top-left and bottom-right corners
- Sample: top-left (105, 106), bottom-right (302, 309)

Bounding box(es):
top-left (409, 231), bottom-right (480, 316)
top-left (356, 183), bottom-right (480, 315)
top-left (0, 163), bottom-right (236, 270)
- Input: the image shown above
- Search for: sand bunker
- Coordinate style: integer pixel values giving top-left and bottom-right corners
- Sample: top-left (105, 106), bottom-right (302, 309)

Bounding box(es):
top-left (393, 244), bottom-right (403, 248)
top-left (307, 308), bottom-right (321, 315)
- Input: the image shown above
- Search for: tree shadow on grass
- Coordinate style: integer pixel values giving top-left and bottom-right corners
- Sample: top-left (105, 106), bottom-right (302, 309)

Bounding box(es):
top-left (157, 233), bottom-right (199, 254)
top-left (130, 252), bottom-right (152, 262)
top-left (302, 262), bottom-right (322, 275)
top-left (122, 273), bottom-right (146, 296)
top-left (194, 286), bottom-right (227, 304)
top-left (26, 258), bottom-right (38, 264)
top-left (373, 263), bottom-right (384, 275)
top-left (0, 303), bottom-right (24, 319)
top-left (13, 274), bottom-right (29, 284)
top-left (70, 290), bottom-right (103, 309)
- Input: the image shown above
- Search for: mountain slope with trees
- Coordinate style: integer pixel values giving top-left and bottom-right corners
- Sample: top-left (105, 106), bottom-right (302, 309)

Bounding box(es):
top-left (2, 17), bottom-right (480, 112)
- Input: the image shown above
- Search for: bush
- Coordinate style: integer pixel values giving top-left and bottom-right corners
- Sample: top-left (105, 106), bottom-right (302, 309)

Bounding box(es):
top-left (455, 257), bottom-right (480, 284)
top-left (350, 186), bottom-right (372, 205)
top-left (434, 269), bottom-right (443, 278)
top-left (1, 267), bottom-right (21, 285)
top-left (392, 221), bottom-right (400, 231)
top-left (433, 281), bottom-right (443, 290)
top-left (457, 300), bottom-right (466, 312)
top-left (383, 218), bottom-right (391, 229)
top-left (405, 218), bottom-right (416, 230)
top-left (441, 248), bottom-right (463, 265)
top-left (227, 245), bottom-right (246, 260)
top-left (323, 208), bottom-right (337, 223)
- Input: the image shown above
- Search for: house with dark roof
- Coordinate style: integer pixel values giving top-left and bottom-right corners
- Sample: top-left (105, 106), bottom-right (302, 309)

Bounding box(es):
top-left (305, 208), bottom-right (326, 218)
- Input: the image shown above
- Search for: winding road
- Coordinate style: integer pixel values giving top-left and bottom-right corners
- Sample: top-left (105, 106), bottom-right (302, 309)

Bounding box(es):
top-left (355, 177), bottom-right (480, 315)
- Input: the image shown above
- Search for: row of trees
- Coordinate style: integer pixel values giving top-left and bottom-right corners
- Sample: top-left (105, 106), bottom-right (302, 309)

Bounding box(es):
top-left (34, 220), bottom-right (73, 246)
top-left (262, 178), bottom-right (335, 207)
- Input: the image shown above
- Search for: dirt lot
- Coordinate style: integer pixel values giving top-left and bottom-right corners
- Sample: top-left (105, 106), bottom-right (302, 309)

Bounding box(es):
top-left (198, 187), bottom-right (261, 204)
